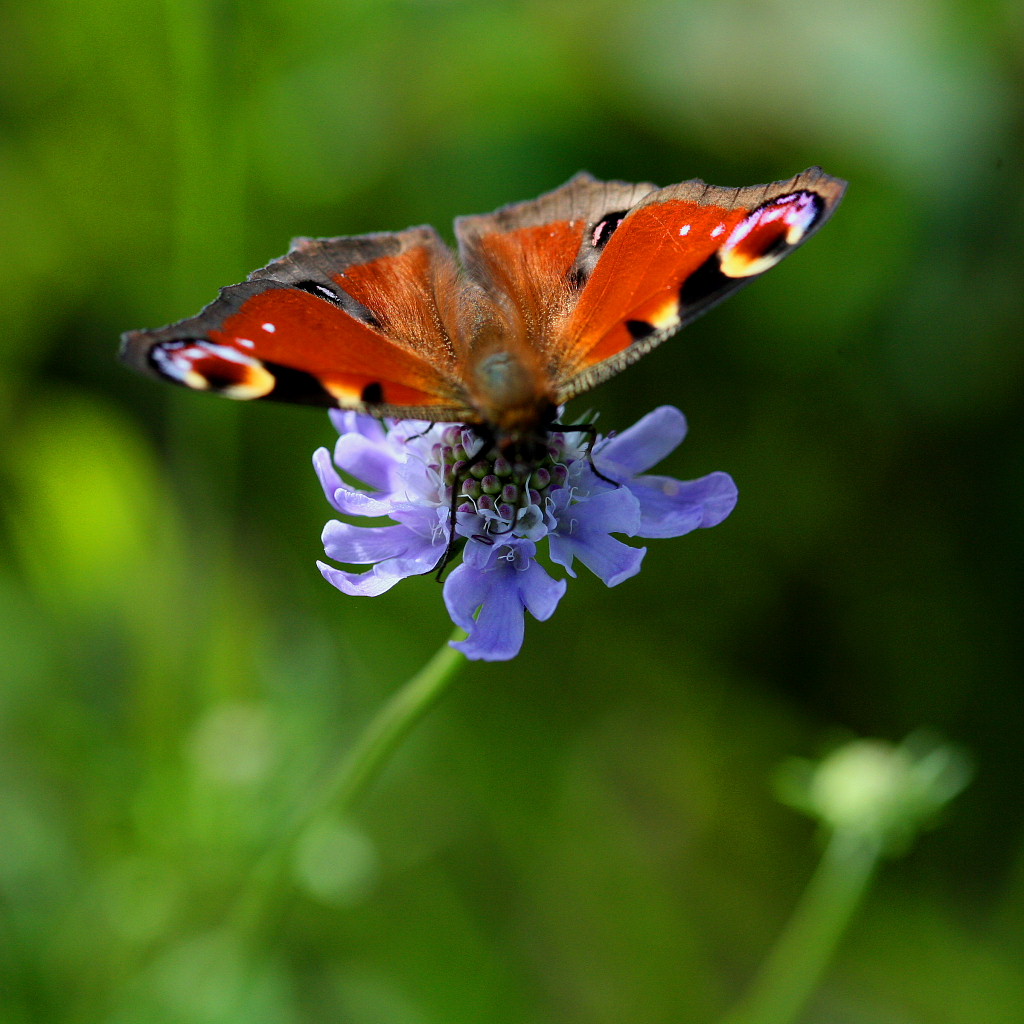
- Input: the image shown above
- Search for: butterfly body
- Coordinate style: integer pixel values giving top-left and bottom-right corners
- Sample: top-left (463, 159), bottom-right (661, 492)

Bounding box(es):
top-left (121, 168), bottom-right (846, 440)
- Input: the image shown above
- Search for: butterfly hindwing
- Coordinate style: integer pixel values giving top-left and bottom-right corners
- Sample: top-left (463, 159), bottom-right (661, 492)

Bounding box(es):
top-left (120, 227), bottom-right (476, 420)
top-left (453, 173), bottom-right (659, 338)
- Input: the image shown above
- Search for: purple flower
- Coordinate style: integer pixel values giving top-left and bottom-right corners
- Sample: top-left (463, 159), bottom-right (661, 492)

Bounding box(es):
top-left (315, 407), bottom-right (737, 661)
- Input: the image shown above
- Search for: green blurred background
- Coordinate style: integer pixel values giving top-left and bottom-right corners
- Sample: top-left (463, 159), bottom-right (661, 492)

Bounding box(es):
top-left (1, 0), bottom-right (1022, 1020)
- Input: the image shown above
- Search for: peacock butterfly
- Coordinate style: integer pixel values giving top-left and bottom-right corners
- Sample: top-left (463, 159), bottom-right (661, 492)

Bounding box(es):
top-left (121, 168), bottom-right (846, 444)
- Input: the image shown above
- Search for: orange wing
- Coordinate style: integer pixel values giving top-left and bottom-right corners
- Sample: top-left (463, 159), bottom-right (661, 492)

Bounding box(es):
top-left (120, 227), bottom-right (477, 421)
top-left (454, 172), bottom-right (659, 365)
top-left (553, 167), bottom-right (847, 400)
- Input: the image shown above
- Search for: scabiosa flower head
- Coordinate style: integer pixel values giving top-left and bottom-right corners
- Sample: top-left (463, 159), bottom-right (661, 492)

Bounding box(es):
top-left (315, 406), bottom-right (737, 661)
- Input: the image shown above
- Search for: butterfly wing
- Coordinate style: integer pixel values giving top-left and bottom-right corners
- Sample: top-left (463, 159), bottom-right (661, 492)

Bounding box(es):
top-left (123, 169), bottom-right (846, 426)
top-left (453, 173), bottom-right (656, 350)
top-left (120, 226), bottom-right (477, 420)
top-left (552, 167), bottom-right (847, 400)
top-left (455, 171), bottom-right (659, 295)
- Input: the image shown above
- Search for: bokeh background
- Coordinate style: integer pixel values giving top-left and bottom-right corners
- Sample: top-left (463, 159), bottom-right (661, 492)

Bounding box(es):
top-left (1, 0), bottom-right (1022, 1021)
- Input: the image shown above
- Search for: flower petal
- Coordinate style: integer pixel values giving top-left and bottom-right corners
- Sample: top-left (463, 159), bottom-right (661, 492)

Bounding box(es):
top-left (444, 560), bottom-right (525, 660)
top-left (318, 556), bottom-right (430, 597)
top-left (571, 486), bottom-right (641, 535)
top-left (548, 486), bottom-right (644, 584)
top-left (594, 406), bottom-right (688, 476)
top-left (332, 433), bottom-right (398, 492)
top-left (444, 541), bottom-right (566, 661)
top-left (549, 525), bottom-right (645, 586)
top-left (313, 446), bottom-right (345, 506)
top-left (328, 487), bottom-right (398, 518)
top-left (316, 449), bottom-right (400, 517)
top-left (630, 471), bottom-right (738, 538)
top-left (329, 410), bottom-right (386, 443)
top-left (442, 561), bottom-right (491, 633)
top-left (322, 520), bottom-right (433, 565)
top-left (517, 558), bottom-right (568, 621)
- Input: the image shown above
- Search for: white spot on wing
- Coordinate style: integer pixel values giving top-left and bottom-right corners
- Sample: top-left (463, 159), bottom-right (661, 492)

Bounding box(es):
top-left (679, 224), bottom-right (691, 236)
top-left (261, 323), bottom-right (276, 333)
top-left (237, 337), bottom-right (255, 348)
top-left (711, 223), bottom-right (725, 237)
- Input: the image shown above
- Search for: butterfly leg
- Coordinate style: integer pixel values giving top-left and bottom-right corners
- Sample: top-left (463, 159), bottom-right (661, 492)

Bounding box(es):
top-left (434, 424), bottom-right (496, 580)
top-left (554, 422), bottom-right (619, 486)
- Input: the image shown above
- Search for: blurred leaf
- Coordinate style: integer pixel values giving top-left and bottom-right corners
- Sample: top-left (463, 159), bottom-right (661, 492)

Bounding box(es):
top-left (3, 390), bottom-right (181, 620)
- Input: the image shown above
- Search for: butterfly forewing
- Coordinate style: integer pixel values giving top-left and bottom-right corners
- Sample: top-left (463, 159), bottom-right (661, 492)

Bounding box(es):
top-left (121, 227), bottom-right (475, 420)
top-left (553, 167), bottom-right (847, 401)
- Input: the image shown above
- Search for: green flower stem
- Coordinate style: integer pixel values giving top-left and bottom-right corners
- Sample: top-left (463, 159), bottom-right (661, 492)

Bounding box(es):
top-left (326, 629), bottom-right (467, 811)
top-left (718, 829), bottom-right (883, 1024)
top-left (232, 629), bottom-right (467, 940)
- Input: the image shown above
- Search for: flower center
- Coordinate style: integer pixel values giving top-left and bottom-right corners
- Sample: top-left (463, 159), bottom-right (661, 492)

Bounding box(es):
top-left (430, 426), bottom-right (575, 526)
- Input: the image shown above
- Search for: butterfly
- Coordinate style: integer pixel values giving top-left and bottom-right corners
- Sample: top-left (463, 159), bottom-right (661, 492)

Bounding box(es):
top-left (121, 167), bottom-right (846, 446)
